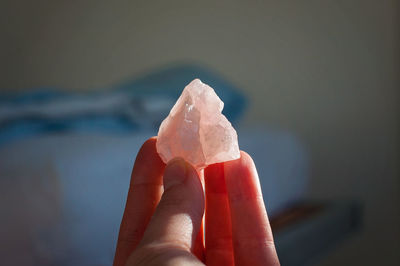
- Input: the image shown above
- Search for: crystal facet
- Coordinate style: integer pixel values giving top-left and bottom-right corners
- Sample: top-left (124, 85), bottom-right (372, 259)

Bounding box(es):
top-left (156, 79), bottom-right (240, 168)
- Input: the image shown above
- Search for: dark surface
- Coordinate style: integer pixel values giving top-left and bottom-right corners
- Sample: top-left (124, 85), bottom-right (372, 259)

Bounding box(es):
top-left (273, 201), bottom-right (362, 266)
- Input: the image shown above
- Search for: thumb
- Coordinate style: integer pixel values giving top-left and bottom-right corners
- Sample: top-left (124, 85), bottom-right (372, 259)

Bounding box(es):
top-left (138, 158), bottom-right (204, 251)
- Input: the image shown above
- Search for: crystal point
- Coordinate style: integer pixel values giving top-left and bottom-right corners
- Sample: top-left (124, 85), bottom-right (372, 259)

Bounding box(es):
top-left (156, 79), bottom-right (240, 168)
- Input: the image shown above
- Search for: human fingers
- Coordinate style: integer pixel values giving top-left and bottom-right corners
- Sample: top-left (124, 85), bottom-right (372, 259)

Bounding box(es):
top-left (127, 158), bottom-right (205, 265)
top-left (114, 137), bottom-right (166, 266)
top-left (204, 162), bottom-right (234, 266)
top-left (193, 171), bottom-right (205, 261)
top-left (224, 151), bottom-right (280, 266)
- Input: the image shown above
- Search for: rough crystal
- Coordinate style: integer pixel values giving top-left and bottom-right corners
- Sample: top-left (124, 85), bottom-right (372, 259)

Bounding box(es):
top-left (156, 79), bottom-right (240, 168)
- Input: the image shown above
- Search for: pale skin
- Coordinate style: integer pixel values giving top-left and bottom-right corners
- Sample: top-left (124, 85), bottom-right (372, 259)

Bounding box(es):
top-left (113, 137), bottom-right (280, 266)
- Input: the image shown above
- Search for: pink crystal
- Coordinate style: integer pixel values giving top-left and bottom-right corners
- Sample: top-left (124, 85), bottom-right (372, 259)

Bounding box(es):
top-left (156, 79), bottom-right (240, 168)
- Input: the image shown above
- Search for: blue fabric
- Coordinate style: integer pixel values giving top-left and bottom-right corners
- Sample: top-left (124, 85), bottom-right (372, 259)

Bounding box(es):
top-left (0, 90), bottom-right (69, 105)
top-left (0, 64), bottom-right (246, 146)
top-left (115, 64), bottom-right (246, 121)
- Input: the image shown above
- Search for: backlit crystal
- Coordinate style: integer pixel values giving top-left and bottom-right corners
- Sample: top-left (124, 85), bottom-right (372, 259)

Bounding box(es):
top-left (156, 79), bottom-right (240, 168)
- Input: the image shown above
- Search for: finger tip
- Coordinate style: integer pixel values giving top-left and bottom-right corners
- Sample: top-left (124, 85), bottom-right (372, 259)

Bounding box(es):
top-left (239, 150), bottom-right (254, 166)
top-left (165, 157), bottom-right (200, 183)
top-left (204, 163), bottom-right (226, 193)
top-left (224, 151), bottom-right (261, 197)
top-left (132, 137), bottom-right (165, 184)
top-left (166, 156), bottom-right (186, 165)
top-left (205, 162), bottom-right (224, 176)
top-left (137, 137), bottom-right (164, 164)
top-left (225, 150), bottom-right (254, 173)
top-left (170, 157), bottom-right (199, 173)
top-left (141, 137), bottom-right (157, 152)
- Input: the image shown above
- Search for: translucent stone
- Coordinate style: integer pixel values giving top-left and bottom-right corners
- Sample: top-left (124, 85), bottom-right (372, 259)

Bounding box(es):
top-left (156, 79), bottom-right (240, 168)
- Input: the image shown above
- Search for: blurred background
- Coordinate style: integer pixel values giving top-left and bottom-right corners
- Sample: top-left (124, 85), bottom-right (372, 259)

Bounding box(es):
top-left (0, 0), bottom-right (399, 265)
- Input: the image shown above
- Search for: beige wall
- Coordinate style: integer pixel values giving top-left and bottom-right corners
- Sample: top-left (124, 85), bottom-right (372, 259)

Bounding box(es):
top-left (1, 1), bottom-right (399, 265)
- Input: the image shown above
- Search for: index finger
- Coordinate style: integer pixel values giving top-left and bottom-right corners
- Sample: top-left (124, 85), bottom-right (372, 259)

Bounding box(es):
top-left (224, 151), bottom-right (280, 266)
top-left (113, 137), bottom-right (166, 266)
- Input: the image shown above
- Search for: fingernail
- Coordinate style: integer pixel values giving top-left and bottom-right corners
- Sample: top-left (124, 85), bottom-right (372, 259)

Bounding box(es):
top-left (164, 158), bottom-right (188, 189)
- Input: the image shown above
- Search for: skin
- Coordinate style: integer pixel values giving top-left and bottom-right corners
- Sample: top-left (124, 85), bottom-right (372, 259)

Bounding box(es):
top-left (113, 137), bottom-right (280, 266)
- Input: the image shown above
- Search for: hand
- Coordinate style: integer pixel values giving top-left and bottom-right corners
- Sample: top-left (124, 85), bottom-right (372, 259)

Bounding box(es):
top-left (113, 137), bottom-right (280, 266)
